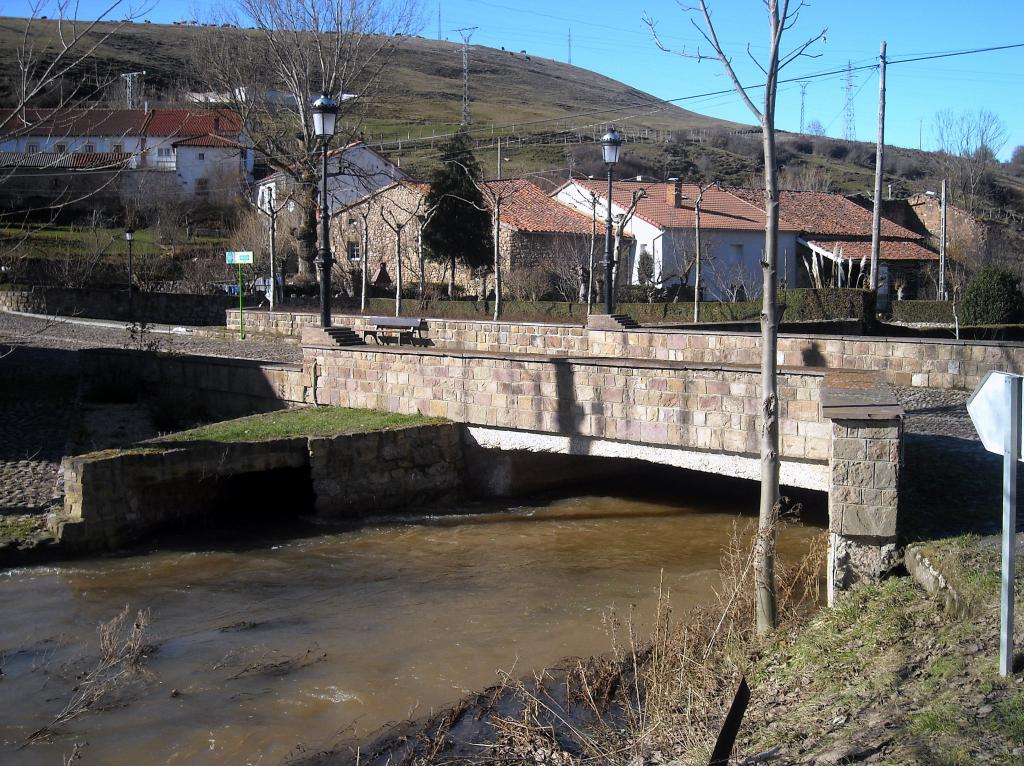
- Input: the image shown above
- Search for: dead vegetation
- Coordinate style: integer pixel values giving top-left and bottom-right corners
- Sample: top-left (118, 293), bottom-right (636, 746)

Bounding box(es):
top-left (25, 605), bottom-right (153, 745)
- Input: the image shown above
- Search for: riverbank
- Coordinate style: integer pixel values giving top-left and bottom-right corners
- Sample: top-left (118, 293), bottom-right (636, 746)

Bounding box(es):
top-left (318, 532), bottom-right (1024, 766)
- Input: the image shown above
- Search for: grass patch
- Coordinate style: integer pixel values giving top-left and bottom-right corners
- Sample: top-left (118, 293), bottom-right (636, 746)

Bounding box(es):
top-left (0, 515), bottom-right (44, 541)
top-left (156, 406), bottom-right (442, 443)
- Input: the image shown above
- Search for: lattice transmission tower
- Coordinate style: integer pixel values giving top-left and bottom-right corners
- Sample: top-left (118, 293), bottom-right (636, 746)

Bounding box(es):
top-left (456, 27), bottom-right (477, 126)
top-left (799, 82), bottom-right (808, 133)
top-left (843, 61), bottom-right (856, 141)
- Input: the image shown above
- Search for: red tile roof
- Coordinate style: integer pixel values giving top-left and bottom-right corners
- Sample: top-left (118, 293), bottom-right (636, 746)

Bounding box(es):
top-left (143, 109), bottom-right (243, 137)
top-left (730, 187), bottom-right (921, 239)
top-left (566, 179), bottom-right (800, 232)
top-left (804, 238), bottom-right (938, 262)
top-left (172, 134), bottom-right (247, 148)
top-left (0, 108), bottom-right (244, 140)
top-left (0, 108), bottom-right (149, 137)
top-left (0, 151), bottom-right (133, 170)
top-left (483, 179), bottom-right (593, 234)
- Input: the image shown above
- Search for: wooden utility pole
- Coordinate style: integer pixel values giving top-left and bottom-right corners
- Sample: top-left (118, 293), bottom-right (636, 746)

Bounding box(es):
top-left (496, 137), bottom-right (502, 179)
top-left (939, 178), bottom-right (947, 300)
top-left (869, 41), bottom-right (886, 292)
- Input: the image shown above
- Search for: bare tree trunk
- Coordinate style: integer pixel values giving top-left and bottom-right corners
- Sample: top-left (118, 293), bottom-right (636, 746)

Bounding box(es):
top-left (586, 202), bottom-right (597, 310)
top-left (418, 226), bottom-right (426, 299)
top-left (492, 200), bottom-right (502, 320)
top-left (297, 183), bottom-right (318, 282)
top-left (360, 217), bottom-right (368, 312)
top-left (756, 114), bottom-right (781, 634)
top-left (448, 254), bottom-right (456, 299)
top-left (394, 226), bottom-right (403, 317)
top-left (694, 203), bottom-right (702, 322)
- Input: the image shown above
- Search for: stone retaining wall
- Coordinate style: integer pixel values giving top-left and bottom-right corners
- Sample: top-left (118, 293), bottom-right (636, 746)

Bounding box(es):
top-left (57, 423), bottom-right (464, 548)
top-left (2, 286), bottom-right (239, 326)
top-left (229, 309), bottom-right (1022, 390)
top-left (80, 348), bottom-right (306, 420)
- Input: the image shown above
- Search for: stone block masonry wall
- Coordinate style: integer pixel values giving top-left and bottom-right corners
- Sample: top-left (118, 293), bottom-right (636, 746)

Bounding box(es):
top-left (305, 344), bottom-right (830, 465)
top-left (80, 349), bottom-right (306, 420)
top-left (827, 417), bottom-right (902, 602)
top-left (57, 424), bottom-right (464, 549)
top-left (230, 309), bottom-right (1024, 391)
top-left (1, 287), bottom-right (239, 326)
top-left (309, 424), bottom-right (463, 516)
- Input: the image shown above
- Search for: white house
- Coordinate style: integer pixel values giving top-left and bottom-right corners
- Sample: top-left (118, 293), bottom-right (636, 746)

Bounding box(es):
top-left (0, 107), bottom-right (254, 203)
top-left (553, 178), bottom-right (800, 300)
top-left (255, 141), bottom-right (407, 214)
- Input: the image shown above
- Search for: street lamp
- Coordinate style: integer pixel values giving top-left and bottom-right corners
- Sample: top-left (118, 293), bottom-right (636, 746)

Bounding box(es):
top-left (312, 92), bottom-right (339, 328)
top-left (600, 128), bottom-right (623, 315)
top-left (124, 227), bottom-right (134, 319)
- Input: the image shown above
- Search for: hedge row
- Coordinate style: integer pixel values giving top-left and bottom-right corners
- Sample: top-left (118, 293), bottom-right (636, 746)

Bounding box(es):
top-left (338, 288), bottom-right (874, 325)
top-left (890, 300), bottom-right (958, 324)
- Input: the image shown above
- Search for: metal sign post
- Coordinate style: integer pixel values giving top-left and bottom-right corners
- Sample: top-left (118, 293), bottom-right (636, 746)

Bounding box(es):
top-left (1002, 375), bottom-right (1021, 676)
top-left (968, 370), bottom-right (1024, 677)
top-left (226, 252), bottom-right (254, 340)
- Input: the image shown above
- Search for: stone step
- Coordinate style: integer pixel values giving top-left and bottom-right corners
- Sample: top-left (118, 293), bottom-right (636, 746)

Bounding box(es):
top-left (323, 326), bottom-right (365, 346)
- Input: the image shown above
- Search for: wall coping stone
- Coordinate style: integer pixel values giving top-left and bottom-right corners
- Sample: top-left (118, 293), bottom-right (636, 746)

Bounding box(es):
top-left (80, 347), bottom-right (303, 373)
top-left (820, 370), bottom-right (904, 421)
top-left (246, 307), bottom-right (1024, 350)
top-left (302, 335), bottom-right (829, 379)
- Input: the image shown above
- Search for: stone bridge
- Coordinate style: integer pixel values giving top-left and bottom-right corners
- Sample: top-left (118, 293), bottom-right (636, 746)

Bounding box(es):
top-left (80, 317), bottom-right (906, 602)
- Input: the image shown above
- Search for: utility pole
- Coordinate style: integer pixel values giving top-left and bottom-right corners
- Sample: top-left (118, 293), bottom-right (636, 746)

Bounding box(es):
top-left (456, 27), bottom-right (477, 127)
top-left (568, 27), bottom-right (572, 64)
top-left (496, 137), bottom-right (502, 179)
top-left (799, 82), bottom-right (808, 134)
top-left (869, 41), bottom-right (886, 292)
top-left (437, 2), bottom-right (442, 40)
top-left (940, 178), bottom-right (948, 300)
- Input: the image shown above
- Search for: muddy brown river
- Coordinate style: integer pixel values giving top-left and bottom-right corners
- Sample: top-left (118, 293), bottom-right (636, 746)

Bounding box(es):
top-left (0, 484), bottom-right (824, 765)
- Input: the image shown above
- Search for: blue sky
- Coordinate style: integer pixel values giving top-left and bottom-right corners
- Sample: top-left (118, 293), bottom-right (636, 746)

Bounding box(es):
top-left (8, 0), bottom-right (1023, 158)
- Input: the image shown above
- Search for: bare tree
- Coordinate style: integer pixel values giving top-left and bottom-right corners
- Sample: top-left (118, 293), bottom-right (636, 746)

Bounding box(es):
top-left (611, 188), bottom-right (647, 288)
top-left (648, 1), bottom-right (825, 633)
top-left (194, 0), bottom-right (422, 281)
top-left (933, 108), bottom-right (1009, 214)
top-left (379, 192), bottom-right (430, 316)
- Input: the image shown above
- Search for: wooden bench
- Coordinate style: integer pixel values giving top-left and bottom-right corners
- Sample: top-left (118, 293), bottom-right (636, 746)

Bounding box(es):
top-left (362, 316), bottom-right (424, 346)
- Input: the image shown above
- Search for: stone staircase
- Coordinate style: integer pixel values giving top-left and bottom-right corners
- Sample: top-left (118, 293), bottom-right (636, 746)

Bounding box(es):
top-left (586, 313), bottom-right (641, 331)
top-left (323, 326), bottom-right (365, 346)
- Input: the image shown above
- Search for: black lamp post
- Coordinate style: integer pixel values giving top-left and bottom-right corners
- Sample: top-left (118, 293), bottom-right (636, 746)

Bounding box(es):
top-left (124, 227), bottom-right (134, 319)
top-left (312, 93), bottom-right (339, 328)
top-left (600, 128), bottom-right (622, 315)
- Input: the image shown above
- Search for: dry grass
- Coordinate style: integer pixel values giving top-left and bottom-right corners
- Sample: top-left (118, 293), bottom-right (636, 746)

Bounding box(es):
top-left (25, 606), bottom-right (152, 745)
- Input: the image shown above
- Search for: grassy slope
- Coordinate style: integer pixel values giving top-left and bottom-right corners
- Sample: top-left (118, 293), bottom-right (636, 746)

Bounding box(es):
top-left (156, 406), bottom-right (440, 443)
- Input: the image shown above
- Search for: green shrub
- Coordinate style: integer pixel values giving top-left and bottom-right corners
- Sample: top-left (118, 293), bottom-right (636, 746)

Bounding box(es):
top-left (961, 266), bottom-right (1024, 325)
top-left (891, 300), bottom-right (957, 324)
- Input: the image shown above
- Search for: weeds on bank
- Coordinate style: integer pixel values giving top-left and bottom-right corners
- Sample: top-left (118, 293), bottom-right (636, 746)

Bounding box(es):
top-left (25, 606), bottom-right (152, 745)
top-left (483, 525), bottom-right (827, 766)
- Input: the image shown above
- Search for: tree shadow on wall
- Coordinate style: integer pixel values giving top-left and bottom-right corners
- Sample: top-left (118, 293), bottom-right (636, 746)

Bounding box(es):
top-left (552, 357), bottom-right (592, 457)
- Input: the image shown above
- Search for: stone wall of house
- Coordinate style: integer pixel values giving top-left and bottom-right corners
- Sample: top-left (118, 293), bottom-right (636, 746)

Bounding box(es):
top-left (56, 423), bottom-right (464, 549)
top-left (1, 286), bottom-right (237, 326)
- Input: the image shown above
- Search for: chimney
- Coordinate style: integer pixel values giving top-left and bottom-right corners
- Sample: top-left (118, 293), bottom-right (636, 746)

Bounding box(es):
top-left (214, 115), bottom-right (221, 133)
top-left (667, 177), bottom-right (682, 207)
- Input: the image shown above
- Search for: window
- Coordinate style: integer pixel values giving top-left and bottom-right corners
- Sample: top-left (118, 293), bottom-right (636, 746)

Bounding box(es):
top-left (347, 241), bottom-right (361, 261)
top-left (26, 143), bottom-right (38, 154)
top-left (112, 144), bottom-right (123, 154)
top-left (195, 178), bottom-right (209, 197)
top-left (55, 144), bottom-right (67, 154)
top-left (731, 243), bottom-right (744, 259)
top-left (157, 147), bottom-right (173, 158)
top-left (197, 152), bottom-right (205, 161)
top-left (83, 144), bottom-right (95, 153)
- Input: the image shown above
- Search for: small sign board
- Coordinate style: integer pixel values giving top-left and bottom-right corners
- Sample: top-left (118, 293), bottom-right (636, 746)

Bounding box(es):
top-left (226, 251), bottom-right (254, 265)
top-left (968, 370), bottom-right (1024, 459)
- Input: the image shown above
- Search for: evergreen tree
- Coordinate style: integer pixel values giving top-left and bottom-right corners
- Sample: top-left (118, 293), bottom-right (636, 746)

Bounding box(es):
top-left (423, 130), bottom-right (493, 298)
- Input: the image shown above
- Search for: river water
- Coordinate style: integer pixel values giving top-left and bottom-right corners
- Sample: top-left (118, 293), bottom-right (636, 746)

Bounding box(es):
top-left (0, 482), bottom-right (824, 765)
